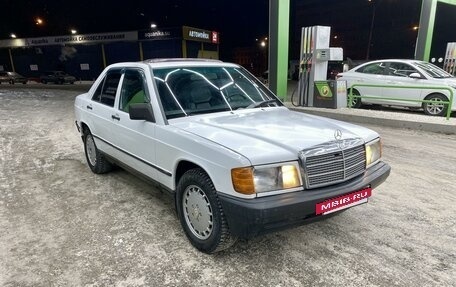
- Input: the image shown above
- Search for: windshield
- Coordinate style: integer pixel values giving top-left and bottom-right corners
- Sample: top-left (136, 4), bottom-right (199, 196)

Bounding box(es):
top-left (152, 66), bottom-right (281, 119)
top-left (414, 62), bottom-right (454, 79)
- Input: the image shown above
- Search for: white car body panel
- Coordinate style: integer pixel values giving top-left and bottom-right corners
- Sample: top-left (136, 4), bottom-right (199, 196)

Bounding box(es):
top-left (75, 60), bottom-right (382, 199)
top-left (340, 59), bottom-right (456, 111)
top-left (170, 107), bottom-right (378, 165)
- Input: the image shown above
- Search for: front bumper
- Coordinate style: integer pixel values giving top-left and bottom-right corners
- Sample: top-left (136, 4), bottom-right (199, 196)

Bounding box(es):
top-left (218, 161), bottom-right (391, 239)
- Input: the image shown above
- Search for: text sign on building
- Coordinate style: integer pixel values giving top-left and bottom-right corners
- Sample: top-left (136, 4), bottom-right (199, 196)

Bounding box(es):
top-left (19, 32), bottom-right (138, 47)
top-left (182, 26), bottom-right (219, 44)
top-left (138, 28), bottom-right (179, 40)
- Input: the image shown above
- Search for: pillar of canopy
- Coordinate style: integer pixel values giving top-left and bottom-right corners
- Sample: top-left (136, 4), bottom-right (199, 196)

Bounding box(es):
top-left (415, 0), bottom-right (456, 61)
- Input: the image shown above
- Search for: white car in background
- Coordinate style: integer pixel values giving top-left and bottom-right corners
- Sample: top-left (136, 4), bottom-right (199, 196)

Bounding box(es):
top-left (337, 59), bottom-right (456, 116)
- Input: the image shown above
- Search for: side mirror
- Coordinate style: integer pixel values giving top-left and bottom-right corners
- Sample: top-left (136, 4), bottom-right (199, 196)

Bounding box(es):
top-left (129, 103), bottom-right (155, 122)
top-left (409, 72), bottom-right (422, 79)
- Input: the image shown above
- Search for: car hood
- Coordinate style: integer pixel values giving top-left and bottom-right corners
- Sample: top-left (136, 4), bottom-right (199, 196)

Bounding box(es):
top-left (170, 107), bottom-right (379, 165)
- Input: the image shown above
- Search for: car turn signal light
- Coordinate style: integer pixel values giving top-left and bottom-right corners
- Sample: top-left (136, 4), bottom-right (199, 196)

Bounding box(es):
top-left (231, 167), bottom-right (255, 195)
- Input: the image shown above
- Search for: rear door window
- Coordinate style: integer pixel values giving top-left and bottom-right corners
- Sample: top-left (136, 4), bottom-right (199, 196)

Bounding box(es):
top-left (91, 70), bottom-right (121, 107)
top-left (356, 62), bottom-right (387, 75)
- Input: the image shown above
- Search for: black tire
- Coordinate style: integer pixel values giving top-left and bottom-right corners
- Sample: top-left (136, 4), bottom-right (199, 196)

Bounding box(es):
top-left (347, 89), bottom-right (362, 108)
top-left (423, 93), bottom-right (448, 117)
top-left (83, 130), bottom-right (112, 174)
top-left (41, 79), bottom-right (47, 84)
top-left (9, 80), bottom-right (14, 85)
top-left (176, 168), bottom-right (237, 253)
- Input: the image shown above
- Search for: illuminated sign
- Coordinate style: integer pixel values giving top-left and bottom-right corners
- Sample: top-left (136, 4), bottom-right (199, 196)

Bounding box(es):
top-left (0, 32), bottom-right (138, 47)
top-left (138, 28), bottom-right (179, 40)
top-left (211, 32), bottom-right (219, 44)
top-left (183, 26), bottom-right (219, 44)
top-left (0, 27), bottom-right (219, 48)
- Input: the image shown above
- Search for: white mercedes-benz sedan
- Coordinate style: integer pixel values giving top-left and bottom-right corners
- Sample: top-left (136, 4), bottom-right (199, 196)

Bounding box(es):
top-left (74, 59), bottom-right (390, 253)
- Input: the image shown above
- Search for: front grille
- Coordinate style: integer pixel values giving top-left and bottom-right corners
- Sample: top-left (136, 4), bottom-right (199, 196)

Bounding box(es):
top-left (299, 139), bottom-right (366, 189)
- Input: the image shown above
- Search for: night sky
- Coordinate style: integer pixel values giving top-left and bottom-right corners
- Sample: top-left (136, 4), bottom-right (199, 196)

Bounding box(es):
top-left (1, 0), bottom-right (455, 62)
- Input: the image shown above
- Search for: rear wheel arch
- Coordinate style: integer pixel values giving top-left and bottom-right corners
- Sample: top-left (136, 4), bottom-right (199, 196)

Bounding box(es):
top-left (82, 126), bottom-right (112, 174)
top-left (80, 122), bottom-right (90, 137)
top-left (347, 87), bottom-right (360, 95)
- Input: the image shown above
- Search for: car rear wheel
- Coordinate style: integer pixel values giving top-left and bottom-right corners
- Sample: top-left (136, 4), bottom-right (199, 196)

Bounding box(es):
top-left (83, 130), bottom-right (112, 174)
top-left (41, 80), bottom-right (47, 84)
top-left (347, 89), bottom-right (362, 108)
top-left (9, 80), bottom-right (14, 85)
top-left (176, 168), bottom-right (237, 253)
top-left (423, 93), bottom-right (448, 117)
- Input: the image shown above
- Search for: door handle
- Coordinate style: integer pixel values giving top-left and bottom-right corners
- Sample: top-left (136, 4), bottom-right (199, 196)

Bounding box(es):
top-left (111, 115), bottom-right (120, 121)
top-left (86, 105), bottom-right (92, 110)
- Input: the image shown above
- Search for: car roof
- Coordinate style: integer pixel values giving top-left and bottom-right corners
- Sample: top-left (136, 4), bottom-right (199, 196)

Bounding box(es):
top-left (106, 58), bottom-right (240, 69)
top-left (360, 59), bottom-right (427, 65)
top-left (144, 58), bottom-right (222, 64)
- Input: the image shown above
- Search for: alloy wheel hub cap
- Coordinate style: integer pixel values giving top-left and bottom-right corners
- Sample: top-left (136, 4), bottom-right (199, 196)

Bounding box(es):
top-left (183, 185), bottom-right (213, 240)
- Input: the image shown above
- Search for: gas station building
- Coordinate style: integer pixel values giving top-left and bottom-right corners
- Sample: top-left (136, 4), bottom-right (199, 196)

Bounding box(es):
top-left (0, 26), bottom-right (220, 80)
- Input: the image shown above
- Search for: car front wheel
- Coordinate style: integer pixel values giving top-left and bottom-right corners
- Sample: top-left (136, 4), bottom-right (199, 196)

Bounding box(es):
top-left (83, 130), bottom-right (112, 174)
top-left (176, 168), bottom-right (237, 253)
top-left (423, 93), bottom-right (448, 117)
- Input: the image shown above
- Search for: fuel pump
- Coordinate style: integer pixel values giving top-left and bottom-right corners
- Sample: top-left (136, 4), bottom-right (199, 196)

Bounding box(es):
top-left (298, 53), bottom-right (313, 106)
top-left (443, 42), bottom-right (456, 76)
top-left (297, 26), bottom-right (343, 107)
top-left (297, 27), bottom-right (313, 106)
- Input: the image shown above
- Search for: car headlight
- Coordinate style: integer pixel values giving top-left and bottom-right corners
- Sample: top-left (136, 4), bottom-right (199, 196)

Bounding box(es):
top-left (366, 138), bottom-right (382, 167)
top-left (231, 163), bottom-right (301, 195)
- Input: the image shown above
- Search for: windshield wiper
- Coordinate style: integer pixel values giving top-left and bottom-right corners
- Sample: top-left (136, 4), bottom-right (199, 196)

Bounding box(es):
top-left (247, 99), bottom-right (280, 109)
